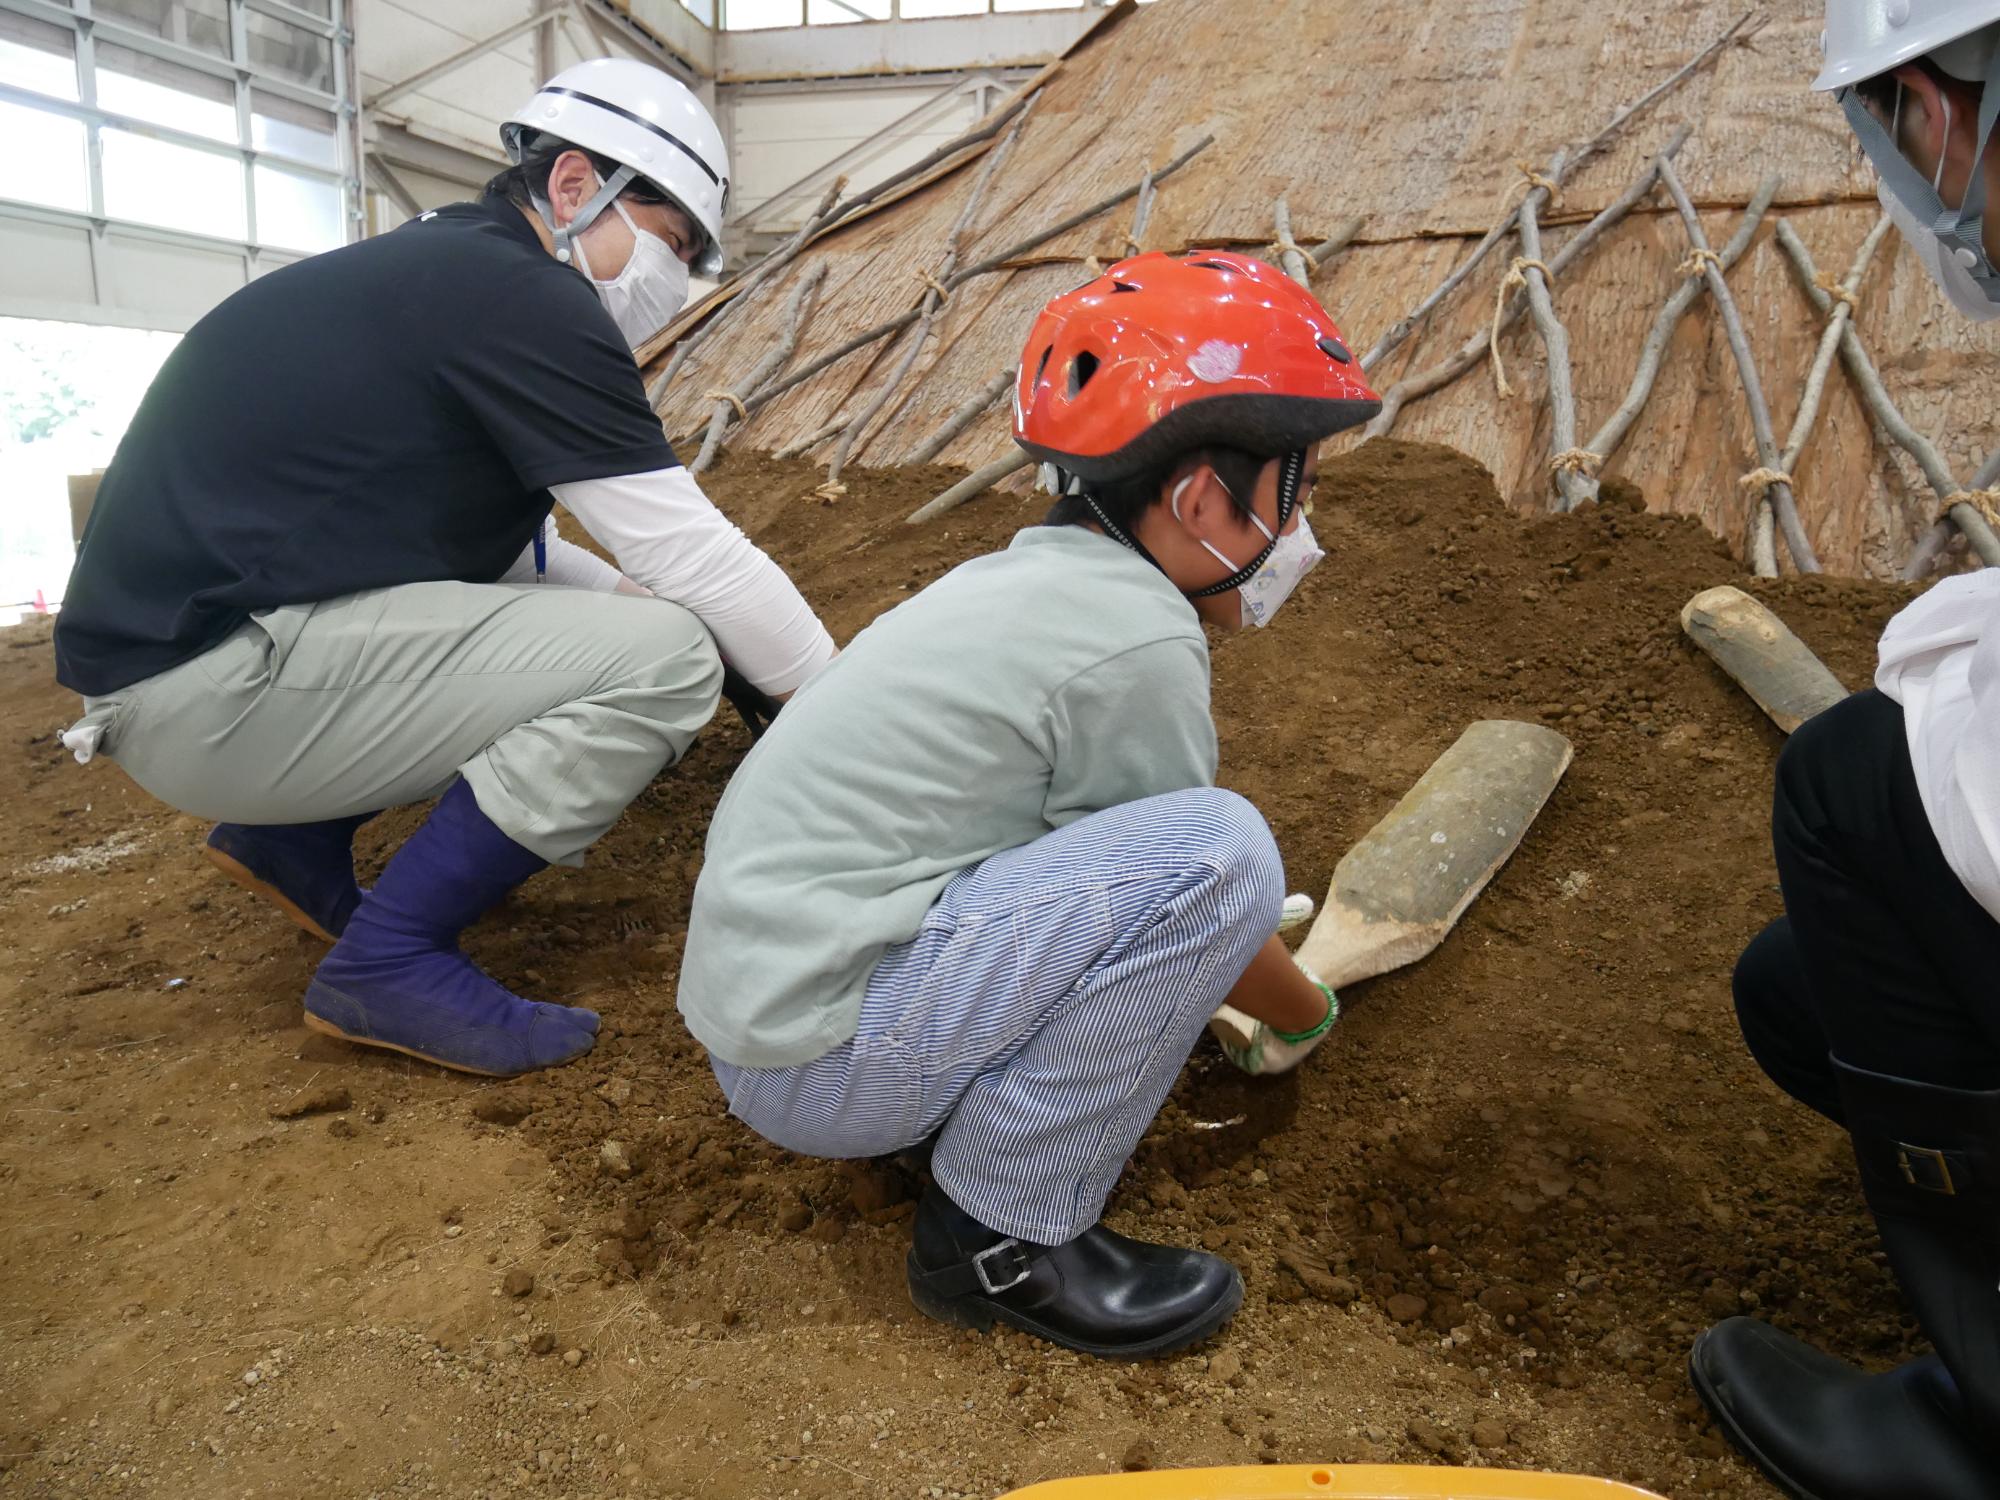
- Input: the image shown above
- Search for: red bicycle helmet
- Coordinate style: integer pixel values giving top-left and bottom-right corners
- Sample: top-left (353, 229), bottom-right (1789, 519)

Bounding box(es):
top-left (1011, 250), bottom-right (1381, 482)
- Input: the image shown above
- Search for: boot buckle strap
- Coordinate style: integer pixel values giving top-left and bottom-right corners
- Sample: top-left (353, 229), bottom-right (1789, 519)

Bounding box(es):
top-left (971, 1239), bottom-right (1034, 1295)
top-left (1897, 1142), bottom-right (1959, 1195)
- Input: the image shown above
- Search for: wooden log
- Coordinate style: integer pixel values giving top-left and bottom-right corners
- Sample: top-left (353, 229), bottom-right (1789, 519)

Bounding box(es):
top-left (1273, 195), bottom-right (1311, 287)
top-left (1212, 720), bottom-right (1573, 1055)
top-left (1658, 156), bottom-right (1820, 574)
top-left (906, 451), bottom-right (1033, 525)
top-left (1680, 585), bottom-right (1848, 733)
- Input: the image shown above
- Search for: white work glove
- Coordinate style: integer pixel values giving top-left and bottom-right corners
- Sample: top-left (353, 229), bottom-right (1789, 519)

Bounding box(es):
top-left (1214, 962), bottom-right (1339, 1077)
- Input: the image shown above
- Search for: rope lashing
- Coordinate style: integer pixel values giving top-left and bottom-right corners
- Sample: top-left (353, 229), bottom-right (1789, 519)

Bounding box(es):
top-left (1814, 274), bottom-right (1861, 313)
top-left (1678, 247), bottom-right (1725, 280)
top-left (1123, 235), bottom-right (1143, 258)
top-left (1274, 232), bottom-right (1305, 261)
top-left (1550, 448), bottom-right (1602, 478)
top-left (1506, 160), bottom-right (1564, 212)
top-left (1488, 256), bottom-right (1552, 399)
top-left (1738, 467), bottom-right (1794, 493)
top-left (704, 389), bottom-right (748, 422)
top-left (811, 481), bottom-right (848, 506)
top-left (913, 267), bottom-right (951, 305)
top-left (1943, 488), bottom-right (2000, 529)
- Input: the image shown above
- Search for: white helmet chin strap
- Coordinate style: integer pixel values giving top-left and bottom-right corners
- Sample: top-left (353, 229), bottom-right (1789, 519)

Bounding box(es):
top-left (531, 162), bottom-right (637, 265)
top-left (1840, 46), bottom-right (2000, 312)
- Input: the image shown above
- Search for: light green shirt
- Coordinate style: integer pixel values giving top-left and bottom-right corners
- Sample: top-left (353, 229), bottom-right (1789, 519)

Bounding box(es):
top-left (679, 523), bottom-right (1217, 1069)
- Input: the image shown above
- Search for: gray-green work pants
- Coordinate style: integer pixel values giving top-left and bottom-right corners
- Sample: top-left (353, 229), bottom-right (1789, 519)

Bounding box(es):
top-left (69, 582), bottom-right (724, 864)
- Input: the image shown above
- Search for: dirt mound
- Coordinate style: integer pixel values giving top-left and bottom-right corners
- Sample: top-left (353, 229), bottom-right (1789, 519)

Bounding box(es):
top-left (0, 441), bottom-right (1916, 1497)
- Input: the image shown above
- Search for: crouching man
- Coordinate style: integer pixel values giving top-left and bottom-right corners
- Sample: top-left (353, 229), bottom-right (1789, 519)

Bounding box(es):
top-left (677, 253), bottom-right (1380, 1358)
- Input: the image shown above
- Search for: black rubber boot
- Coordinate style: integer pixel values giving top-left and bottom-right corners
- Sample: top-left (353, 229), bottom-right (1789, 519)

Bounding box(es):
top-left (1691, 1062), bottom-right (2000, 1500)
top-left (904, 1183), bottom-right (1241, 1360)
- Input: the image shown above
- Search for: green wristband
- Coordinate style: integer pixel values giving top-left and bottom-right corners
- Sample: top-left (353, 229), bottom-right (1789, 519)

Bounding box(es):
top-left (1273, 983), bottom-right (1339, 1045)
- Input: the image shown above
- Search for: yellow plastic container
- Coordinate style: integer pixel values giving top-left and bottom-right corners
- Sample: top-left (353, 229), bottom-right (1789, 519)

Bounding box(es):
top-left (1000, 1465), bottom-right (1666, 1500)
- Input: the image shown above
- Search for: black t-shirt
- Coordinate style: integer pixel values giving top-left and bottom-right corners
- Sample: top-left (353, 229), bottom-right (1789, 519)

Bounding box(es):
top-left (54, 197), bottom-right (678, 697)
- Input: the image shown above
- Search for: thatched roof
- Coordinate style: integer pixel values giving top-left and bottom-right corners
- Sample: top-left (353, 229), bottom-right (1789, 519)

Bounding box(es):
top-left (643, 0), bottom-right (2000, 579)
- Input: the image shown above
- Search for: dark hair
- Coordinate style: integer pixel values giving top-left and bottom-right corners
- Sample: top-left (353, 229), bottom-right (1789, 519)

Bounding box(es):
top-left (1043, 445), bottom-right (1267, 532)
top-left (483, 134), bottom-right (669, 211)
top-left (1853, 53), bottom-right (1983, 118)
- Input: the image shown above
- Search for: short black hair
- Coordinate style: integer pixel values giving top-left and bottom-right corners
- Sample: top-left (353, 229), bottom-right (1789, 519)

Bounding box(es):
top-left (483, 133), bottom-right (669, 212)
top-left (1043, 445), bottom-right (1267, 532)
top-left (1853, 52), bottom-right (1983, 118)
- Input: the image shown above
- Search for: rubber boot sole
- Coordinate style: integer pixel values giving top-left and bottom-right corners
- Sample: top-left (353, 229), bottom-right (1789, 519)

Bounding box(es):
top-left (1687, 1332), bottom-right (1826, 1500)
top-left (205, 843), bottom-right (339, 943)
top-left (906, 1251), bottom-right (1244, 1361)
top-left (302, 1007), bottom-right (519, 1079)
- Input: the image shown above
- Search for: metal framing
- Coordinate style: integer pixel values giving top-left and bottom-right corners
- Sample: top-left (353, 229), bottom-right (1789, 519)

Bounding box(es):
top-left (0, 0), bottom-right (360, 264)
top-left (715, 0), bottom-right (1117, 25)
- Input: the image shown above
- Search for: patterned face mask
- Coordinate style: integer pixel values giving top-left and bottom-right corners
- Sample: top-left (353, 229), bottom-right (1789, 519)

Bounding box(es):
top-left (1173, 450), bottom-right (1323, 628)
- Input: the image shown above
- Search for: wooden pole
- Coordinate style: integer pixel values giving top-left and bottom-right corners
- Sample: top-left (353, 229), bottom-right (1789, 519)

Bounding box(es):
top-left (1750, 214), bottom-right (1896, 574)
top-left (1657, 156), bottom-right (1820, 574)
top-left (1580, 170), bottom-right (1780, 503)
top-left (908, 370), bottom-right (1014, 465)
top-left (730, 139), bottom-right (1216, 431)
top-left (1358, 12), bottom-right (1757, 373)
top-left (689, 263), bottom-right (827, 474)
top-left (1362, 132), bottom-right (1689, 441)
top-left (1273, 195), bottom-right (1311, 287)
top-left (1509, 162), bottom-right (1593, 512)
top-left (1773, 221), bottom-right (2000, 573)
top-left (818, 103), bottom-right (1034, 498)
top-left (906, 452), bottom-right (1033, 525)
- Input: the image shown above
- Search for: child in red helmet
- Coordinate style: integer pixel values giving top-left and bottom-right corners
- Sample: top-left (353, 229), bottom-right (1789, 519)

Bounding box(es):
top-left (678, 252), bottom-right (1382, 1358)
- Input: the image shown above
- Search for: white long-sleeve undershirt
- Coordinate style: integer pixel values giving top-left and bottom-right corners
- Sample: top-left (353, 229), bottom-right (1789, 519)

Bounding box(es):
top-left (548, 466), bottom-right (836, 697)
top-left (498, 513), bottom-right (626, 592)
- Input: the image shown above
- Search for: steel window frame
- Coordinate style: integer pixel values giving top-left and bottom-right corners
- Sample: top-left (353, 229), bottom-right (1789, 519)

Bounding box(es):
top-left (0, 0), bottom-right (358, 266)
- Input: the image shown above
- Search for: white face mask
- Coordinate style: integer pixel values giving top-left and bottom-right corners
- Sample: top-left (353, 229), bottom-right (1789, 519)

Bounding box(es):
top-left (573, 198), bottom-right (693, 349)
top-left (1171, 474), bottom-right (1326, 628)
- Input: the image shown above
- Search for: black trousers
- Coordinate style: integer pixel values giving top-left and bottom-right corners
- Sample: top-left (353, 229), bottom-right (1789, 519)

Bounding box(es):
top-left (1733, 689), bottom-right (2000, 1124)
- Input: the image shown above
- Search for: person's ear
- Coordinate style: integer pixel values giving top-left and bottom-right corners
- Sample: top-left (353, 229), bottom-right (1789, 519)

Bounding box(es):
top-left (1166, 463), bottom-right (1237, 542)
top-left (545, 149), bottom-right (598, 226)
top-left (1891, 64), bottom-right (1954, 176)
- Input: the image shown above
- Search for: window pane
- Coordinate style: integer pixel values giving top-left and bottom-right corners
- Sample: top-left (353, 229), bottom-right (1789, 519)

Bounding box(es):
top-left (808, 0), bottom-right (890, 19)
top-left (253, 90), bottom-right (337, 168)
top-left (102, 127), bottom-right (246, 238)
top-left (243, 9), bottom-right (333, 91)
top-left (993, 0), bottom-right (1079, 9)
top-left (679, 0), bottom-right (717, 22)
top-left (0, 100), bottom-right (87, 211)
top-left (261, 0), bottom-right (333, 17)
top-left (92, 0), bottom-right (232, 61)
top-left (96, 41), bottom-right (236, 143)
top-left (0, 13), bottom-right (78, 101)
top-left (897, 0), bottom-right (987, 14)
top-left (253, 162), bottom-right (343, 251)
top-left (722, 0), bottom-right (803, 28)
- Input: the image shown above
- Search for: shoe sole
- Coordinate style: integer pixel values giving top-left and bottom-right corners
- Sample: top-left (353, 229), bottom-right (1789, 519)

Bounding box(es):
top-left (204, 844), bottom-right (338, 943)
top-left (1686, 1332), bottom-right (1827, 1500)
top-left (905, 1252), bottom-right (1244, 1361)
top-left (301, 1008), bottom-right (520, 1079)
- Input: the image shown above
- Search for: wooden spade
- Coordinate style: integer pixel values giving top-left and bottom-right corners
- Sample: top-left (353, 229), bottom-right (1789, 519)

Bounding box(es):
top-left (1680, 585), bottom-right (1848, 734)
top-left (1211, 721), bottom-right (1574, 1051)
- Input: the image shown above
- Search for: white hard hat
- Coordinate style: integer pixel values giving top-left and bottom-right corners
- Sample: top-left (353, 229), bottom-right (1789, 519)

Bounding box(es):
top-left (504, 58), bottom-right (729, 277)
top-left (1815, 0), bottom-right (2000, 91)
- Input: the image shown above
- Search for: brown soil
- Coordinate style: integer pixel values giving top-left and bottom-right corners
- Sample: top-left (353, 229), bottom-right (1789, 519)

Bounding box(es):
top-left (0, 441), bottom-right (1921, 1499)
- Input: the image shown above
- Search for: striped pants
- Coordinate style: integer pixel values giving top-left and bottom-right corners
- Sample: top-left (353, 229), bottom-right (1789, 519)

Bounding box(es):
top-left (710, 787), bottom-right (1283, 1244)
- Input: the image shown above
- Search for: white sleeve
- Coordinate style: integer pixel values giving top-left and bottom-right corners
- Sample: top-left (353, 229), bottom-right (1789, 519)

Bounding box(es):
top-left (496, 515), bottom-right (625, 592)
top-left (548, 467), bottom-right (837, 696)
